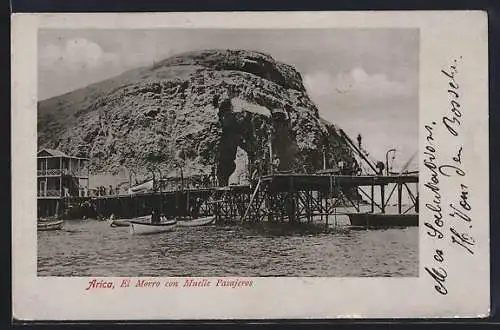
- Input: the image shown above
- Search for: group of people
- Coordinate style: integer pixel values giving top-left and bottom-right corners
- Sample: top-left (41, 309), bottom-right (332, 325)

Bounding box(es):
top-left (95, 185), bottom-right (119, 196)
top-left (150, 210), bottom-right (168, 224)
top-left (106, 211), bottom-right (168, 224)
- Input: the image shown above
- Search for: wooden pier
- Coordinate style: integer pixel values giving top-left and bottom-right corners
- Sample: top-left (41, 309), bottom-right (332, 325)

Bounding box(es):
top-left (89, 173), bottom-right (418, 226)
top-left (93, 187), bottom-right (215, 219)
top-left (242, 174), bottom-right (419, 224)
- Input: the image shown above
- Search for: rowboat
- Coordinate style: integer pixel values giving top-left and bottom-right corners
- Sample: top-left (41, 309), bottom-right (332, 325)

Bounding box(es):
top-left (108, 215), bottom-right (149, 228)
top-left (38, 220), bottom-right (63, 231)
top-left (109, 219), bottom-right (131, 227)
top-left (347, 213), bottom-right (418, 228)
top-left (129, 219), bottom-right (177, 235)
top-left (38, 216), bottom-right (59, 221)
top-left (178, 216), bottom-right (216, 227)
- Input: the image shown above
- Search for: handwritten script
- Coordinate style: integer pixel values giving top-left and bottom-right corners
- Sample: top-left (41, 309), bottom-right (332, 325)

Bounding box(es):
top-left (423, 56), bottom-right (475, 296)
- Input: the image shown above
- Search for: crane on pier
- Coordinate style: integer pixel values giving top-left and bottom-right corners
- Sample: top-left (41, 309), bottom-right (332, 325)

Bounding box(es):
top-left (338, 129), bottom-right (379, 175)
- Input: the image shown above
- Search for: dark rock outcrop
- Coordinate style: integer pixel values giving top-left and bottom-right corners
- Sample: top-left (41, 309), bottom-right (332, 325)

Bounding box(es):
top-left (38, 49), bottom-right (357, 184)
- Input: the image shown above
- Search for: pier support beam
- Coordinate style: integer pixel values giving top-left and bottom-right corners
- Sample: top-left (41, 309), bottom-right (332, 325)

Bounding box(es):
top-left (380, 185), bottom-right (385, 214)
top-left (397, 183), bottom-right (402, 214)
top-left (370, 184), bottom-right (374, 213)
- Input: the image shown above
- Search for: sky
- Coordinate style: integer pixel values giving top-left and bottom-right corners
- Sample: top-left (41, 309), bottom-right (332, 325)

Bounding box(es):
top-left (38, 28), bottom-right (419, 171)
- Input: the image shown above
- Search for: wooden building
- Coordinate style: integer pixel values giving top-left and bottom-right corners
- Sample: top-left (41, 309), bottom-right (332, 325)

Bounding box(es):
top-left (37, 148), bottom-right (90, 217)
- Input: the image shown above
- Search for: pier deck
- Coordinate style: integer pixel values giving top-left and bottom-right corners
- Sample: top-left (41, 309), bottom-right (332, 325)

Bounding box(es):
top-left (47, 174), bottom-right (418, 225)
top-left (261, 174), bottom-right (418, 191)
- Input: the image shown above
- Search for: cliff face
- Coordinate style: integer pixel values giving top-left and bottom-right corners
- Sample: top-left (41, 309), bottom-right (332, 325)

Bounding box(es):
top-left (38, 49), bottom-right (357, 185)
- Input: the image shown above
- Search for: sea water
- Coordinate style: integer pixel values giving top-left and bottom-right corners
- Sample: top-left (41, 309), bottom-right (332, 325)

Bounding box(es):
top-left (38, 213), bottom-right (418, 277)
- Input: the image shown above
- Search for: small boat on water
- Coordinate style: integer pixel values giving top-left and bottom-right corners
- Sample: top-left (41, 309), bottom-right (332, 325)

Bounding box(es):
top-left (129, 219), bottom-right (177, 235)
top-left (178, 216), bottom-right (216, 227)
top-left (108, 215), bottom-right (149, 228)
top-left (37, 220), bottom-right (63, 231)
top-left (347, 213), bottom-right (418, 228)
top-left (109, 219), bottom-right (131, 227)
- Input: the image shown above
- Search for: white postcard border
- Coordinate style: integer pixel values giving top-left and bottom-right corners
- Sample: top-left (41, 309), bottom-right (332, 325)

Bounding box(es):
top-left (12, 11), bottom-right (489, 320)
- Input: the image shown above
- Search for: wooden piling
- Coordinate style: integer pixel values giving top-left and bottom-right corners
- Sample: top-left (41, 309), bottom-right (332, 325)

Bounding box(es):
top-left (370, 184), bottom-right (374, 213)
top-left (380, 184), bottom-right (386, 214)
top-left (397, 183), bottom-right (402, 214)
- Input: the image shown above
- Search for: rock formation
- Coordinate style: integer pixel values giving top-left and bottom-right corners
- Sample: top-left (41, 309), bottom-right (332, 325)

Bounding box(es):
top-left (38, 49), bottom-right (358, 185)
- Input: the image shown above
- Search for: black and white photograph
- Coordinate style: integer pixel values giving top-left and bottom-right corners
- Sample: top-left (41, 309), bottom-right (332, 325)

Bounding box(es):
top-left (12, 11), bottom-right (489, 320)
top-left (36, 28), bottom-right (420, 277)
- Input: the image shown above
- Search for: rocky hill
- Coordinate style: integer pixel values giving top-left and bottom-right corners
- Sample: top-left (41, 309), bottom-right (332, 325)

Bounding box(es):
top-left (38, 49), bottom-right (358, 186)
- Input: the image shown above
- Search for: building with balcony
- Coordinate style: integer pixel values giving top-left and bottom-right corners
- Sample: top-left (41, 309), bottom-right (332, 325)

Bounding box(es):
top-left (37, 148), bottom-right (90, 217)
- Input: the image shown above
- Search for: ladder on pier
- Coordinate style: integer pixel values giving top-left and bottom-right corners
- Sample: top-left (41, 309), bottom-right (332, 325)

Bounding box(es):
top-left (242, 179), bottom-right (261, 222)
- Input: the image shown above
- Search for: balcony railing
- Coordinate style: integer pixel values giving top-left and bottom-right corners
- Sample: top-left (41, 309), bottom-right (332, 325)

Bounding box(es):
top-left (37, 169), bottom-right (64, 176)
top-left (37, 169), bottom-right (89, 177)
top-left (38, 189), bottom-right (61, 197)
top-left (38, 189), bottom-right (90, 198)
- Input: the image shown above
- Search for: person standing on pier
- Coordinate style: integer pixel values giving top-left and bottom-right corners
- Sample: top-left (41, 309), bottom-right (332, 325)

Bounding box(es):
top-left (376, 161), bottom-right (385, 176)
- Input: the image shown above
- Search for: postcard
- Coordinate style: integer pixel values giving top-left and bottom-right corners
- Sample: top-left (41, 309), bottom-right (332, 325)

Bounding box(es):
top-left (11, 11), bottom-right (489, 320)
